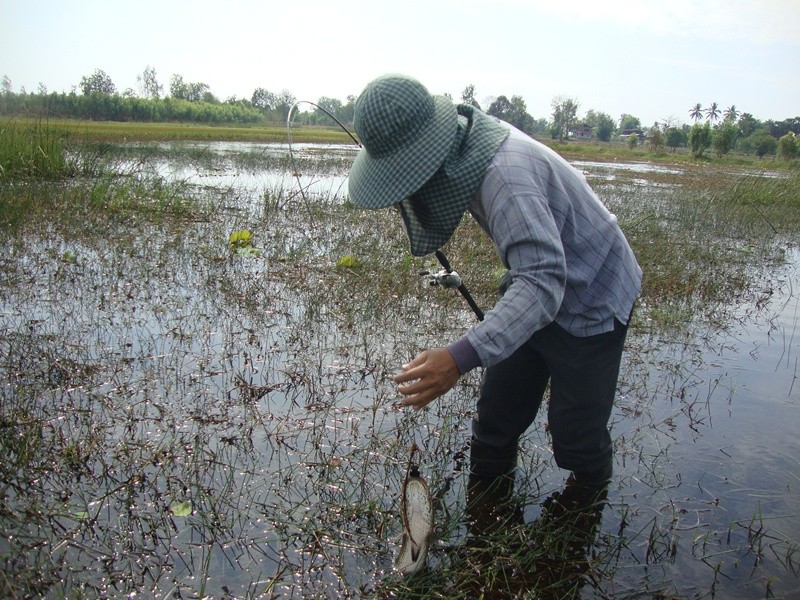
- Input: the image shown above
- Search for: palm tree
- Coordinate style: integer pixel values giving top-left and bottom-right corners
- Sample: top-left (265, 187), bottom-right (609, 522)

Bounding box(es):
top-left (705, 102), bottom-right (721, 123)
top-left (689, 103), bottom-right (703, 122)
top-left (724, 105), bottom-right (739, 122)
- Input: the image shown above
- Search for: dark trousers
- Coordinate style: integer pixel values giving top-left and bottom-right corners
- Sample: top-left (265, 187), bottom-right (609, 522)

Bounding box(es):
top-left (471, 317), bottom-right (629, 480)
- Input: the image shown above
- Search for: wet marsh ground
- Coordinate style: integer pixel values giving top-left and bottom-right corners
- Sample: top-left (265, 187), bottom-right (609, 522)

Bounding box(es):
top-left (1, 134), bottom-right (799, 598)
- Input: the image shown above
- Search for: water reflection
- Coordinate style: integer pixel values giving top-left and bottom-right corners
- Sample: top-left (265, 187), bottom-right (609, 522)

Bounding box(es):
top-left (461, 474), bottom-right (608, 599)
top-left (573, 159), bottom-right (684, 176)
top-left (119, 140), bottom-right (358, 200)
top-left (605, 243), bottom-right (799, 597)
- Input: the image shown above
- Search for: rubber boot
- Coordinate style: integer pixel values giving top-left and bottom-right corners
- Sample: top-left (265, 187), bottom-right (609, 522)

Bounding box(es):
top-left (532, 476), bottom-right (609, 600)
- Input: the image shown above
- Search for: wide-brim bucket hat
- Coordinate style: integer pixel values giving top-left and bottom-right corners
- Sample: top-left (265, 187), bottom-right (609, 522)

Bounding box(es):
top-left (348, 74), bottom-right (458, 209)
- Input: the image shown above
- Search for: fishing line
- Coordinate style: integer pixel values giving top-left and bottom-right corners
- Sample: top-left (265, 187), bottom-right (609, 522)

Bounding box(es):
top-left (287, 100), bottom-right (361, 148)
top-left (287, 100), bottom-right (361, 226)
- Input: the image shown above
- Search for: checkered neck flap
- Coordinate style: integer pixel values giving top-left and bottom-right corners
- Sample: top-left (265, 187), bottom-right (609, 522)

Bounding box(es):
top-left (399, 105), bottom-right (509, 256)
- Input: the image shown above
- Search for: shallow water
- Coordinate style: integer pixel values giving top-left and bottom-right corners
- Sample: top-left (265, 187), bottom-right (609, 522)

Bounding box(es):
top-left (604, 245), bottom-right (799, 597)
top-left (119, 140), bottom-right (357, 201)
top-left (1, 142), bottom-right (797, 598)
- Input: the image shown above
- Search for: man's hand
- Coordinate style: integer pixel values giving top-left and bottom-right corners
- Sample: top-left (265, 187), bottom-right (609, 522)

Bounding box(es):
top-left (393, 348), bottom-right (461, 411)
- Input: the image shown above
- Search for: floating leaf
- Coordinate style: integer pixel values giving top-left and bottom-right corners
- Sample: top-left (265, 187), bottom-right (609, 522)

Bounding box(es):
top-left (61, 250), bottom-right (77, 264)
top-left (336, 255), bottom-right (361, 270)
top-left (236, 246), bottom-right (261, 257)
top-left (170, 501), bottom-right (192, 517)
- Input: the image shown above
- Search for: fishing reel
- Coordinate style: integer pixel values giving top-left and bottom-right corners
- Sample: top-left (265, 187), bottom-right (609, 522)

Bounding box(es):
top-left (419, 268), bottom-right (463, 289)
top-left (421, 250), bottom-right (486, 321)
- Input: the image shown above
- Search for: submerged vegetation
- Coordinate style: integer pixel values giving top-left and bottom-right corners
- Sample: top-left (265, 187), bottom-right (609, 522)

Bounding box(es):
top-left (0, 123), bottom-right (798, 598)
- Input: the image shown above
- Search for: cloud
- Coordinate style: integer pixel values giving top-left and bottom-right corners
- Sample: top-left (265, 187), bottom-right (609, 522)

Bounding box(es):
top-left (480, 0), bottom-right (800, 46)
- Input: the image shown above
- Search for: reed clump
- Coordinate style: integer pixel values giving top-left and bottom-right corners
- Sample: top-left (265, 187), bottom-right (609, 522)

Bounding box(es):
top-left (0, 119), bottom-right (73, 181)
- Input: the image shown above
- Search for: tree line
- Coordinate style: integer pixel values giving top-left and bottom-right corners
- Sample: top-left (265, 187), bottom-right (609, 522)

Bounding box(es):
top-left (681, 102), bottom-right (799, 159)
top-left (2, 67), bottom-right (797, 158)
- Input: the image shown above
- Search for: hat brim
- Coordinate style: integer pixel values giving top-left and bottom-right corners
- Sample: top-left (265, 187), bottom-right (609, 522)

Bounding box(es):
top-left (348, 95), bottom-right (458, 209)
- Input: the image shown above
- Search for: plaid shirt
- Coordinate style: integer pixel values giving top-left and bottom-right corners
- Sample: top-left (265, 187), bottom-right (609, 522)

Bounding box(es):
top-left (448, 124), bottom-right (642, 372)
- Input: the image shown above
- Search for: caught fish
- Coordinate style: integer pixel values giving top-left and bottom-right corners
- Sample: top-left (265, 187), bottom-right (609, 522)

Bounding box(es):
top-left (395, 445), bottom-right (434, 575)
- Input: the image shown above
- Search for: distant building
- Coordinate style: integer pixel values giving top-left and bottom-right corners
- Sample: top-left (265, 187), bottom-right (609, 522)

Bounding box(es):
top-left (619, 129), bottom-right (645, 142)
top-left (571, 124), bottom-right (593, 140)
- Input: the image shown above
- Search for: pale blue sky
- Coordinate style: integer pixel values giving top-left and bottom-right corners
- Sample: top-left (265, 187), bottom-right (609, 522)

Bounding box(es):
top-left (2, 0), bottom-right (798, 126)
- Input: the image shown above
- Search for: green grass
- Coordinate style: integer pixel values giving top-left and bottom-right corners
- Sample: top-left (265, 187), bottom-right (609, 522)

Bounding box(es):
top-left (718, 170), bottom-right (800, 230)
top-left (2, 128), bottom-right (796, 325)
top-left (545, 137), bottom-right (798, 171)
top-left (618, 169), bottom-right (796, 328)
top-left (0, 167), bottom-right (204, 238)
top-left (85, 172), bottom-right (200, 219)
top-left (5, 117), bottom-right (355, 144)
top-left (7, 118), bottom-right (798, 172)
top-left (0, 119), bottom-right (73, 181)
